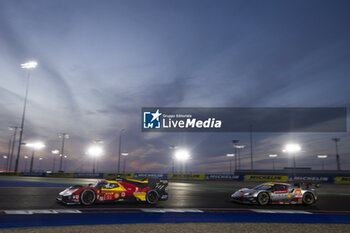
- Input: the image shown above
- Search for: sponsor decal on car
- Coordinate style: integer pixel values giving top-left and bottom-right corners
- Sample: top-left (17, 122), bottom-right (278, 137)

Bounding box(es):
top-left (295, 189), bottom-right (302, 197)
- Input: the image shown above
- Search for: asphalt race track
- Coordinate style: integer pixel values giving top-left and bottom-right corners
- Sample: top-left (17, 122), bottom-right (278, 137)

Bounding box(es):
top-left (0, 176), bottom-right (349, 211)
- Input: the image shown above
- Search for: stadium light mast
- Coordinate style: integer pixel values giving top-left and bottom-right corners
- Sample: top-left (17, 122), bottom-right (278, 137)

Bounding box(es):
top-left (51, 150), bottom-right (59, 172)
top-left (317, 155), bottom-right (328, 170)
top-left (63, 155), bottom-right (68, 171)
top-left (87, 145), bottom-right (103, 174)
top-left (2, 156), bottom-right (8, 170)
top-left (6, 138), bottom-right (12, 171)
top-left (14, 61), bottom-right (37, 172)
top-left (25, 142), bottom-right (45, 173)
top-left (269, 154), bottom-right (278, 170)
top-left (8, 127), bottom-right (21, 171)
top-left (92, 140), bottom-right (104, 173)
top-left (38, 157), bottom-right (43, 171)
top-left (232, 140), bottom-right (239, 171)
top-left (169, 145), bottom-right (178, 173)
top-left (121, 152), bottom-right (129, 173)
top-left (332, 138), bottom-right (341, 170)
top-left (117, 129), bottom-right (125, 173)
top-left (282, 143), bottom-right (301, 178)
top-left (24, 155), bottom-right (29, 172)
top-left (249, 124), bottom-right (254, 170)
top-left (175, 149), bottom-right (190, 173)
top-left (58, 133), bottom-right (69, 172)
top-left (226, 153), bottom-right (234, 174)
top-left (234, 145), bottom-right (245, 170)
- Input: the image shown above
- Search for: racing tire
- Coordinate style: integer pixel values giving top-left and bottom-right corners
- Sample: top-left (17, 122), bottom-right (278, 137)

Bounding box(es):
top-left (80, 189), bottom-right (96, 206)
top-left (302, 192), bottom-right (315, 205)
top-left (257, 192), bottom-right (270, 206)
top-left (146, 190), bottom-right (159, 204)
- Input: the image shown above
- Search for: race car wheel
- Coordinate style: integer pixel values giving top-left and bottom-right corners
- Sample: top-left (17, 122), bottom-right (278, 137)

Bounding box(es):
top-left (80, 189), bottom-right (96, 206)
top-left (257, 192), bottom-right (270, 205)
top-left (302, 192), bottom-right (315, 205)
top-left (146, 190), bottom-right (159, 204)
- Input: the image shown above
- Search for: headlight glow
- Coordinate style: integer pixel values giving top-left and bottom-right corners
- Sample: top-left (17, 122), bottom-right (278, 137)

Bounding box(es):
top-left (60, 188), bottom-right (79, 196)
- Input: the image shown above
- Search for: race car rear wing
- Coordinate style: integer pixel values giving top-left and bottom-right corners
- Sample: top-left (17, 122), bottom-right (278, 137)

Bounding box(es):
top-left (155, 179), bottom-right (168, 192)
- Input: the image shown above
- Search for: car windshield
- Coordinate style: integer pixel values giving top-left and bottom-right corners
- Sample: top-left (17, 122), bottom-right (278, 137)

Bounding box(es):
top-left (253, 184), bottom-right (273, 190)
top-left (90, 181), bottom-right (105, 188)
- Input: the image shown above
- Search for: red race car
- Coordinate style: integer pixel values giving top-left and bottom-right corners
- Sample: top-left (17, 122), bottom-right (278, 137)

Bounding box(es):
top-left (57, 177), bottom-right (168, 205)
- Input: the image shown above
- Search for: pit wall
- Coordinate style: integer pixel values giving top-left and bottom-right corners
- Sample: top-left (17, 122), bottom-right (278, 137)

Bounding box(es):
top-left (0, 172), bottom-right (349, 184)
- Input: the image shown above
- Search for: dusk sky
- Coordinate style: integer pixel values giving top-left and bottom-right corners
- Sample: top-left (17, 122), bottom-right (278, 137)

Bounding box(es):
top-left (0, 0), bottom-right (350, 173)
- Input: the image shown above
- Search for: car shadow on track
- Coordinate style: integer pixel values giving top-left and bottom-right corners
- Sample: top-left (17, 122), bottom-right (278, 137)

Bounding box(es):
top-left (225, 199), bottom-right (319, 210)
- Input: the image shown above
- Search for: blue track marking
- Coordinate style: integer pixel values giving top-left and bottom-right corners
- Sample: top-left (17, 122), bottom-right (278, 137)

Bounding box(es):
top-left (1, 212), bottom-right (350, 229)
top-left (0, 180), bottom-right (70, 187)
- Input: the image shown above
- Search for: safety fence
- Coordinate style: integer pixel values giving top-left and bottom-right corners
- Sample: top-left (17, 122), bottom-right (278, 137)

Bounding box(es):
top-left (0, 172), bottom-right (349, 184)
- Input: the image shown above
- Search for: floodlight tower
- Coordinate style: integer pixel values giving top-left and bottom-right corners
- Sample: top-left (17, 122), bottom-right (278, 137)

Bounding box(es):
top-left (25, 142), bottom-right (45, 173)
top-left (87, 145), bottom-right (103, 173)
top-left (332, 138), bottom-right (341, 171)
top-left (317, 155), bottom-right (328, 170)
top-left (282, 144), bottom-right (301, 178)
top-left (58, 133), bottom-right (69, 172)
top-left (226, 154), bottom-right (234, 174)
top-left (14, 61), bottom-right (38, 172)
top-left (269, 154), bottom-right (278, 170)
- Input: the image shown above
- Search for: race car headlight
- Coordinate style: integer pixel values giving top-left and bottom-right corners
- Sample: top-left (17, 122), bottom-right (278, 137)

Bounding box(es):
top-left (243, 193), bottom-right (252, 196)
top-left (60, 188), bottom-right (79, 196)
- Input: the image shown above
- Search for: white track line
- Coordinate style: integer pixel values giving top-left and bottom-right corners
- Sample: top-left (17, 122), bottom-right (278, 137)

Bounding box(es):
top-left (3, 209), bottom-right (82, 215)
top-left (251, 210), bottom-right (312, 214)
top-left (141, 208), bottom-right (203, 213)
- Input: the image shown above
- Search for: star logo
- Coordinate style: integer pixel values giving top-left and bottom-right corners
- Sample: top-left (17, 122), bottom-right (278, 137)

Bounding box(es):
top-left (151, 109), bottom-right (162, 122)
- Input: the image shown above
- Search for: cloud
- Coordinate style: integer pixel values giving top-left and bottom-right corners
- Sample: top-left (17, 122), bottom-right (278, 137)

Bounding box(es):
top-left (0, 0), bottom-right (350, 172)
top-left (128, 160), bottom-right (167, 173)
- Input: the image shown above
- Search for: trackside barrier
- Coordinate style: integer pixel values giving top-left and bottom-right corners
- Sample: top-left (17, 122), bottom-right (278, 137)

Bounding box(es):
top-left (74, 173), bottom-right (104, 178)
top-left (205, 174), bottom-right (243, 180)
top-left (0, 172), bottom-right (20, 176)
top-left (46, 173), bottom-right (74, 178)
top-left (168, 174), bottom-right (205, 180)
top-left (20, 172), bottom-right (46, 177)
top-left (244, 175), bottom-right (288, 182)
top-left (0, 172), bottom-right (349, 184)
top-left (288, 176), bottom-right (333, 183)
top-left (103, 173), bottom-right (134, 179)
top-left (334, 177), bottom-right (350, 184)
top-left (134, 173), bottom-right (168, 179)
